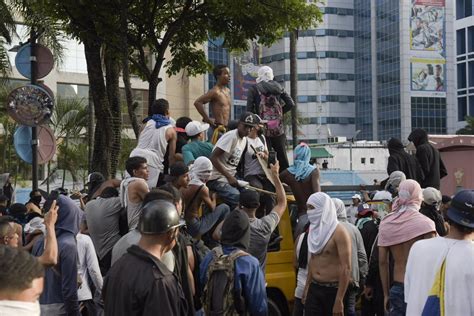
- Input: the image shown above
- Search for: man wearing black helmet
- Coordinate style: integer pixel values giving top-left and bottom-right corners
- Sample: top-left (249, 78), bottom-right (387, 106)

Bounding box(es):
top-left (103, 200), bottom-right (188, 316)
top-left (405, 190), bottom-right (474, 315)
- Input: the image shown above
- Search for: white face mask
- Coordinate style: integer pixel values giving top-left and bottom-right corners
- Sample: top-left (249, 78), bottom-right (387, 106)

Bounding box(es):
top-left (0, 300), bottom-right (41, 316)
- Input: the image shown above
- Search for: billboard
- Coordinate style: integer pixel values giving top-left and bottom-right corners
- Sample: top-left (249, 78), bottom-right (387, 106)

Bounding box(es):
top-left (410, 0), bottom-right (445, 53)
top-left (232, 41), bottom-right (261, 105)
top-left (411, 58), bottom-right (445, 92)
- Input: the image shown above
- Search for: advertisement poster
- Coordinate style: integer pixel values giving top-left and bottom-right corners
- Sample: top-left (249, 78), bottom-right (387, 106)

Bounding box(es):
top-left (232, 41), bottom-right (261, 105)
top-left (411, 58), bottom-right (445, 92)
top-left (410, 0), bottom-right (445, 55)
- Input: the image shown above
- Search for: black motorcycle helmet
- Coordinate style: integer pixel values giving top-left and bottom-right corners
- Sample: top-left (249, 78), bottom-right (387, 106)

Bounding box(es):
top-left (138, 200), bottom-right (184, 235)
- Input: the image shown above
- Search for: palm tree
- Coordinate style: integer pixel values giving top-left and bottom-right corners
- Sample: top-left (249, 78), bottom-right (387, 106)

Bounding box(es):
top-left (0, 0), bottom-right (16, 78)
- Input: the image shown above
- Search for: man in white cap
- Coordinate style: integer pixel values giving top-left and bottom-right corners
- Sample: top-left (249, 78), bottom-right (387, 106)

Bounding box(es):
top-left (181, 121), bottom-right (214, 165)
top-left (302, 192), bottom-right (351, 315)
top-left (346, 194), bottom-right (362, 224)
top-left (420, 187), bottom-right (447, 236)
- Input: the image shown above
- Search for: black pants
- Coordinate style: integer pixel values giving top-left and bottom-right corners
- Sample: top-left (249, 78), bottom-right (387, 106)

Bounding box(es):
top-left (266, 134), bottom-right (289, 171)
top-left (305, 282), bottom-right (349, 316)
top-left (98, 249), bottom-right (112, 276)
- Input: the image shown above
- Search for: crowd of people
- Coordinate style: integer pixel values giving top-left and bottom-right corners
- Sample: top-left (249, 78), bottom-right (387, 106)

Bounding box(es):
top-left (0, 64), bottom-right (473, 316)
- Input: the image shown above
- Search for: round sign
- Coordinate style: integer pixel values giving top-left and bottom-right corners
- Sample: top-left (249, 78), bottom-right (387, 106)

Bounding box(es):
top-left (14, 125), bottom-right (57, 164)
top-left (6, 84), bottom-right (54, 126)
top-left (14, 44), bottom-right (54, 79)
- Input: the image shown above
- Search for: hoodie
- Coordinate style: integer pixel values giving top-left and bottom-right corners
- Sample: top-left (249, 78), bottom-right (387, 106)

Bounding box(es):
top-left (387, 138), bottom-right (423, 183)
top-left (33, 195), bottom-right (81, 316)
top-left (408, 129), bottom-right (447, 189)
top-left (246, 81), bottom-right (295, 117)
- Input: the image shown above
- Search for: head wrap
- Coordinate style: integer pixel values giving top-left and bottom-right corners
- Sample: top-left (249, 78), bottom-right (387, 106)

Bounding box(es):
top-left (256, 66), bottom-right (274, 83)
top-left (332, 198), bottom-right (347, 222)
top-left (385, 171), bottom-right (406, 192)
top-left (143, 114), bottom-right (171, 129)
top-left (306, 192), bottom-right (338, 255)
top-left (189, 157), bottom-right (213, 186)
top-left (407, 128), bottom-right (428, 147)
top-left (387, 138), bottom-right (405, 155)
top-left (287, 143), bottom-right (316, 182)
top-left (378, 180), bottom-right (435, 247)
top-left (221, 209), bottom-right (250, 251)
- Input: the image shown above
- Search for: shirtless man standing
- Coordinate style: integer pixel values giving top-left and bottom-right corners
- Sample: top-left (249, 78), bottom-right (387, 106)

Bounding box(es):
top-left (303, 192), bottom-right (351, 316)
top-left (194, 64), bottom-right (232, 140)
top-left (377, 180), bottom-right (435, 315)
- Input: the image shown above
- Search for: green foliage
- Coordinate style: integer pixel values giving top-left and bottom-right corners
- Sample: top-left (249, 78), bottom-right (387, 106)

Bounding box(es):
top-left (49, 96), bottom-right (88, 139)
top-left (456, 116), bottom-right (474, 135)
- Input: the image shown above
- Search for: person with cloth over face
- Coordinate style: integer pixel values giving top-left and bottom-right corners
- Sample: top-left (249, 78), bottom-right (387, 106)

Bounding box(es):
top-left (199, 209), bottom-right (267, 316)
top-left (407, 128), bottom-right (447, 189)
top-left (32, 195), bottom-right (82, 316)
top-left (386, 138), bottom-right (423, 183)
top-left (378, 180), bottom-right (436, 316)
top-left (302, 192), bottom-right (351, 316)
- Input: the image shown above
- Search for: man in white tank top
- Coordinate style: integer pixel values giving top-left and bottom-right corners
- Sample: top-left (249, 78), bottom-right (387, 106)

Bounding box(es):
top-left (130, 99), bottom-right (177, 188)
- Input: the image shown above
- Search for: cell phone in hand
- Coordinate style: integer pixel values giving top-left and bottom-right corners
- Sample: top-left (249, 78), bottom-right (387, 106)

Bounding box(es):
top-left (267, 151), bottom-right (277, 168)
top-left (43, 190), bottom-right (59, 213)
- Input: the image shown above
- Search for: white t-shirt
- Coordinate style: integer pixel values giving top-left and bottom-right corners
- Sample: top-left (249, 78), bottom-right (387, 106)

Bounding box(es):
top-left (405, 237), bottom-right (474, 316)
top-left (294, 232), bottom-right (309, 299)
top-left (244, 136), bottom-right (267, 178)
top-left (210, 129), bottom-right (247, 182)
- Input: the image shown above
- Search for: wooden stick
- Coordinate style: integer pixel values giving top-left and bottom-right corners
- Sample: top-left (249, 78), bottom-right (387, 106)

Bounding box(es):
top-left (246, 185), bottom-right (277, 196)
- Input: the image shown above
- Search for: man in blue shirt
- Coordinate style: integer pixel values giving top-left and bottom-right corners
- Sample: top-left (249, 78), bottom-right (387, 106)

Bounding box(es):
top-left (200, 209), bottom-right (268, 316)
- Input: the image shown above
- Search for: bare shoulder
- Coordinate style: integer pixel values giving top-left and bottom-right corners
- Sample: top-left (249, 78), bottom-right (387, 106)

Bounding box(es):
top-left (334, 224), bottom-right (351, 242)
top-left (129, 178), bottom-right (148, 192)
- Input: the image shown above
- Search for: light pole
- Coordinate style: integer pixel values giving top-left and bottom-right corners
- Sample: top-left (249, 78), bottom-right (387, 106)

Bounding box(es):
top-left (349, 130), bottom-right (361, 171)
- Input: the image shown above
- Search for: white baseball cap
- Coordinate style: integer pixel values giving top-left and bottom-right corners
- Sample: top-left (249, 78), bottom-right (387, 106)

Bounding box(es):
top-left (352, 194), bottom-right (361, 200)
top-left (185, 121), bottom-right (210, 137)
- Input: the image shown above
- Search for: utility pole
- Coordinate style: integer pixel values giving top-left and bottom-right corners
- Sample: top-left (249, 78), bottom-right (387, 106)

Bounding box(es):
top-left (30, 30), bottom-right (38, 191)
top-left (290, 29), bottom-right (298, 148)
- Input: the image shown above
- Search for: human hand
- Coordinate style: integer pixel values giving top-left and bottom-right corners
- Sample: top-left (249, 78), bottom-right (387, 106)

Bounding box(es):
top-left (227, 176), bottom-right (239, 187)
top-left (332, 299), bottom-right (344, 316)
top-left (44, 200), bottom-right (58, 228)
top-left (384, 296), bottom-right (390, 313)
top-left (256, 152), bottom-right (268, 160)
top-left (270, 160), bottom-right (280, 175)
top-left (205, 117), bottom-right (216, 127)
top-left (364, 286), bottom-right (373, 300)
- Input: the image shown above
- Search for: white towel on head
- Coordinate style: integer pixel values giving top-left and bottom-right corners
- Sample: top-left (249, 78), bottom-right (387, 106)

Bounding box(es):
top-left (256, 66), bottom-right (274, 83)
top-left (189, 157), bottom-right (213, 186)
top-left (307, 192), bottom-right (338, 255)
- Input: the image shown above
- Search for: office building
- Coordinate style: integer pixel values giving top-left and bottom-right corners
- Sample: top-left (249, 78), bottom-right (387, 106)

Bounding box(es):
top-left (354, 0), bottom-right (456, 141)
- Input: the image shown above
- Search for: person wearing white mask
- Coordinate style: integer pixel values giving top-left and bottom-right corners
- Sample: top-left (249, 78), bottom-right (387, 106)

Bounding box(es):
top-left (246, 65), bottom-right (295, 170)
top-left (302, 192), bottom-right (352, 316)
top-left (182, 156), bottom-right (230, 240)
top-left (0, 246), bottom-right (44, 316)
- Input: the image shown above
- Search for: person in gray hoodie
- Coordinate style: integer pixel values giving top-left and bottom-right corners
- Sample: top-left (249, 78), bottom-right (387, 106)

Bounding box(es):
top-left (246, 66), bottom-right (294, 171)
top-left (33, 194), bottom-right (82, 316)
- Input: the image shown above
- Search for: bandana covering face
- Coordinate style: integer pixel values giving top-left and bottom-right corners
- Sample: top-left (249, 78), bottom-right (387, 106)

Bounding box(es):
top-left (287, 143), bottom-right (316, 182)
top-left (256, 66), bottom-right (274, 83)
top-left (378, 179), bottom-right (436, 247)
top-left (143, 114), bottom-right (171, 129)
top-left (189, 157), bottom-right (213, 186)
top-left (306, 192), bottom-right (338, 255)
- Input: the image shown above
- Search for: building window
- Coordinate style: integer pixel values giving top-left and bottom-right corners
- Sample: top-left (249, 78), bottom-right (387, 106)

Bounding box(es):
top-left (469, 61), bottom-right (474, 87)
top-left (457, 29), bottom-right (466, 55)
top-left (470, 96), bottom-right (474, 116)
top-left (370, 158), bottom-right (375, 164)
top-left (458, 97), bottom-right (468, 121)
top-left (458, 63), bottom-right (467, 89)
top-left (361, 158), bottom-right (366, 164)
top-left (469, 27), bottom-right (474, 52)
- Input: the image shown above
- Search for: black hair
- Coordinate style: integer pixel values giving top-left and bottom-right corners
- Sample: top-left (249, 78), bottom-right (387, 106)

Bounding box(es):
top-left (100, 187), bottom-right (119, 198)
top-left (9, 203), bottom-right (27, 216)
top-left (159, 183), bottom-right (182, 204)
top-left (29, 189), bottom-right (42, 198)
top-left (126, 156), bottom-right (147, 176)
top-left (447, 218), bottom-right (474, 234)
top-left (213, 64), bottom-right (228, 80)
top-left (143, 189), bottom-right (174, 206)
top-left (0, 246), bottom-right (44, 293)
top-left (151, 98), bottom-right (169, 115)
top-left (176, 117), bottom-right (192, 129)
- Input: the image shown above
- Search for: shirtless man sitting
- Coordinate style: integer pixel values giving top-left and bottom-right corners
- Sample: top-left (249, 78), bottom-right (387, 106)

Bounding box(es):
top-left (377, 180), bottom-right (436, 315)
top-left (303, 192), bottom-right (351, 316)
top-left (182, 157), bottom-right (230, 240)
top-left (194, 64), bottom-right (231, 141)
top-left (120, 156), bottom-right (150, 231)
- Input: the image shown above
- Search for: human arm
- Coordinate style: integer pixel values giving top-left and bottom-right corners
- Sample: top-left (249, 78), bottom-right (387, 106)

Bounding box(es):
top-left (270, 161), bottom-right (287, 218)
top-left (194, 90), bottom-right (217, 126)
top-left (61, 242), bottom-right (81, 315)
top-left (200, 186), bottom-right (217, 210)
top-left (91, 179), bottom-right (122, 199)
top-left (280, 90), bottom-right (295, 114)
top-left (415, 146), bottom-right (431, 179)
top-left (210, 147), bottom-right (238, 187)
top-left (186, 245), bottom-right (195, 296)
top-left (333, 226), bottom-right (352, 315)
top-left (37, 200), bottom-right (59, 267)
top-left (246, 85), bottom-right (258, 114)
top-left (311, 168), bottom-right (321, 193)
top-left (129, 180), bottom-right (150, 203)
top-left (240, 257), bottom-right (268, 316)
top-left (378, 246), bottom-right (390, 312)
top-left (182, 145), bottom-right (195, 166)
top-left (166, 127), bottom-right (177, 166)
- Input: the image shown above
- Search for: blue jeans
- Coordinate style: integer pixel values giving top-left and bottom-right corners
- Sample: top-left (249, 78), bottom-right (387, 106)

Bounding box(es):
top-left (389, 282), bottom-right (406, 316)
top-left (207, 180), bottom-right (240, 210)
top-left (186, 203), bottom-right (230, 238)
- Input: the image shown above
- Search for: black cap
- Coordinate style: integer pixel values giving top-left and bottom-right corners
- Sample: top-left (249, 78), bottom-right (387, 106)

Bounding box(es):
top-left (239, 189), bottom-right (260, 209)
top-left (239, 112), bottom-right (266, 127)
top-left (139, 200), bottom-right (184, 234)
top-left (446, 190), bottom-right (474, 229)
top-left (86, 172), bottom-right (105, 185)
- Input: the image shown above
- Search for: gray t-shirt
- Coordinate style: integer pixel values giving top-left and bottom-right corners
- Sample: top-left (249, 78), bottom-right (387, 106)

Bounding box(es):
top-left (111, 229), bottom-right (175, 270)
top-left (248, 211), bottom-right (280, 272)
top-left (244, 136), bottom-right (266, 178)
top-left (85, 196), bottom-right (122, 260)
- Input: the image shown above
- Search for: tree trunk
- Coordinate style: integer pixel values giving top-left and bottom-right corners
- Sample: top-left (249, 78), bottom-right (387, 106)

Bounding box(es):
top-left (87, 89), bottom-right (94, 173)
top-left (84, 37), bottom-right (112, 178)
top-left (290, 30), bottom-right (298, 148)
top-left (147, 78), bottom-right (159, 116)
top-left (104, 45), bottom-right (122, 178)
